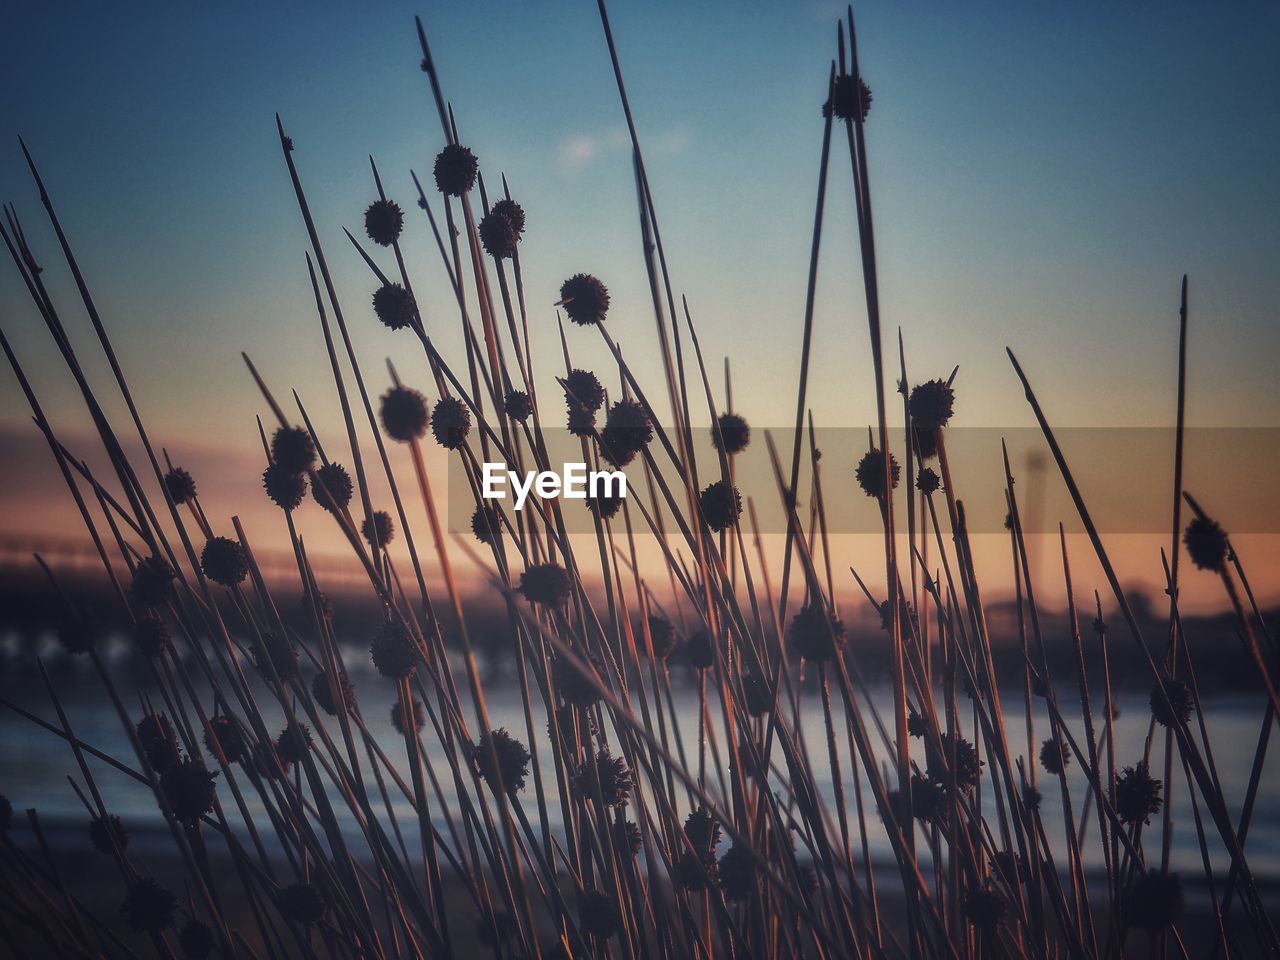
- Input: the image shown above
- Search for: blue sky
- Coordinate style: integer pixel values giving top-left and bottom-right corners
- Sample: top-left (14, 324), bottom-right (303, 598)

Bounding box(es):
top-left (1, 2), bottom-right (1278, 559)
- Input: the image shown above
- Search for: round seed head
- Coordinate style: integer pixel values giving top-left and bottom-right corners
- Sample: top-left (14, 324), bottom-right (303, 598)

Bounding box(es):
top-left (1116, 762), bottom-right (1163, 826)
top-left (643, 615), bottom-right (678, 660)
top-left (311, 461), bottom-right (353, 513)
top-left (1039, 737), bottom-right (1069, 776)
top-left (362, 510), bottom-right (396, 549)
top-left (201, 536), bottom-right (248, 587)
top-left (1183, 516), bottom-right (1228, 572)
top-left (964, 885), bottom-right (1006, 932)
top-left (789, 600), bottom-right (846, 662)
top-left (478, 198), bottom-right (525, 259)
top-left (131, 555), bottom-right (175, 606)
top-left (685, 630), bottom-right (714, 670)
top-left (925, 733), bottom-right (983, 793)
top-left (823, 73), bottom-right (873, 122)
top-left (713, 412), bottom-right (750, 455)
top-left (380, 385), bottom-right (430, 442)
top-left (699, 480), bottom-right (743, 532)
top-left (565, 369), bottom-right (606, 413)
top-left (134, 610), bottom-right (170, 657)
top-left (372, 282), bottom-right (417, 330)
top-left (555, 650), bottom-right (606, 708)
top-left (1130, 871), bottom-right (1184, 931)
top-left (277, 883), bottom-right (326, 925)
top-left (433, 143), bottom-right (478, 196)
top-left (120, 877), bottom-right (176, 933)
top-left (263, 462), bottom-right (307, 512)
top-left (178, 918), bottom-right (215, 959)
top-left (471, 505), bottom-right (501, 545)
top-left (913, 423), bottom-right (939, 461)
top-left (253, 631), bottom-right (298, 680)
top-left (431, 396), bottom-right (471, 449)
top-left (613, 819), bottom-right (643, 858)
top-left (274, 722), bottom-right (312, 766)
top-left (504, 389), bottom-right (533, 422)
top-left (587, 489), bottom-right (624, 520)
top-left (164, 467), bottom-right (197, 505)
top-left (600, 398), bottom-right (652, 467)
top-left (390, 697), bottom-right (426, 736)
top-left (567, 404), bottom-right (596, 437)
top-left (89, 814), bottom-right (128, 855)
top-left (559, 273), bottom-right (610, 326)
top-left (578, 889), bottom-right (619, 940)
top-left (578, 749), bottom-right (632, 807)
top-left (370, 621), bottom-right (420, 679)
top-left (472, 727), bottom-right (532, 795)
top-left (1150, 677), bottom-right (1194, 728)
top-left (718, 844), bottom-right (756, 901)
top-left (916, 466), bottom-right (940, 495)
top-left (1022, 783), bottom-right (1043, 813)
top-left (271, 426), bottom-right (316, 474)
top-left (910, 774), bottom-right (946, 823)
top-left (137, 713), bottom-right (181, 773)
top-left (161, 758), bottom-right (218, 824)
top-left (856, 447), bottom-right (900, 499)
top-left (311, 670), bottom-right (356, 717)
top-left (907, 709), bottom-right (929, 739)
top-left (909, 379), bottom-right (955, 431)
top-left (364, 198), bottom-right (404, 246)
top-left (518, 562), bottom-right (572, 607)
top-left (205, 714), bottom-right (246, 764)
top-left (742, 672), bottom-right (772, 717)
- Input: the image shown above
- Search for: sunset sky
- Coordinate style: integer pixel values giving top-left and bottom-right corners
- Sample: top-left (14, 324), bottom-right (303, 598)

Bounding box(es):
top-left (1, 2), bottom-right (1277, 610)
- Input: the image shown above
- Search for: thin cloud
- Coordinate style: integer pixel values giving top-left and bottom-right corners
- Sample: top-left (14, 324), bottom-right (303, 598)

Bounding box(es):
top-left (558, 125), bottom-right (692, 172)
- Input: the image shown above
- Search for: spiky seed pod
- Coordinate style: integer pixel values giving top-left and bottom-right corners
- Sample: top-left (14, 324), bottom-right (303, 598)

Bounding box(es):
top-left (131, 555), bottom-right (175, 606)
top-left (178, 918), bottom-right (215, 960)
top-left (1116, 763), bottom-right (1163, 826)
top-left (201, 537), bottom-right (248, 587)
top-left (555, 650), bottom-right (606, 707)
top-left (277, 883), bottom-right (326, 925)
top-left (362, 511), bottom-right (395, 549)
top-left (907, 710), bottom-right (928, 738)
top-left (564, 369), bottom-right (606, 413)
top-left (274, 722), bottom-right (312, 766)
top-left (471, 506), bottom-right (501, 545)
top-left (613, 819), bottom-right (643, 858)
top-left (478, 198), bottom-right (525, 259)
top-left (312, 462), bottom-right (354, 513)
top-left (823, 73), bottom-right (873, 122)
top-left (587, 490), bottom-right (624, 520)
top-left (600, 398), bottom-right (652, 467)
top-left (133, 611), bottom-right (170, 658)
top-left (311, 671), bottom-right (355, 717)
top-left (856, 447), bottom-right (900, 499)
top-left (372, 283), bottom-right (417, 330)
top-left (684, 807), bottom-right (722, 854)
top-left (1039, 737), bottom-right (1069, 775)
top-left (164, 467), bottom-right (197, 505)
top-left (380, 385), bottom-right (430, 442)
top-left (926, 733), bottom-right (984, 793)
top-left (699, 480), bottom-right (743, 532)
top-left (913, 424), bottom-right (939, 461)
top-left (518, 562), bottom-right (572, 607)
top-left (1151, 677), bottom-right (1194, 728)
top-left (473, 728), bottom-right (532, 795)
top-left (262, 462), bottom-right (307, 511)
top-left (549, 702), bottom-right (598, 743)
top-left (391, 697), bottom-right (426, 736)
top-left (271, 426), bottom-right (316, 474)
top-left (253, 632), bottom-right (298, 680)
top-left (120, 877), bottom-right (176, 933)
top-left (137, 713), bottom-right (181, 773)
top-left (910, 775), bottom-right (946, 823)
top-left (789, 601), bottom-right (846, 662)
top-left (685, 630), bottom-right (714, 670)
top-left (205, 715), bottom-right (246, 764)
top-left (964, 885), bottom-right (1006, 931)
top-left (742, 673), bottom-right (772, 716)
top-left (559, 273), bottom-right (610, 326)
top-left (994, 850), bottom-right (1029, 886)
top-left (1130, 871), bottom-right (1184, 931)
top-left (1184, 516), bottom-right (1228, 572)
top-left (578, 889), bottom-right (619, 940)
top-left (364, 198), bottom-right (404, 246)
top-left (909, 379), bottom-right (956, 431)
top-left (644, 616), bottom-right (678, 660)
top-left (431, 396), bottom-right (471, 449)
top-left (504, 389), bottom-right (533, 421)
top-left (578, 749), bottom-right (632, 808)
top-left (1022, 784), bottom-right (1043, 813)
top-left (161, 759), bottom-right (218, 824)
top-left (89, 814), bottom-right (128, 855)
top-left (56, 603), bottom-right (100, 654)
top-left (433, 143), bottom-right (478, 196)
top-left (712, 412), bottom-right (750, 455)
top-left (676, 808), bottom-right (722, 890)
top-left (676, 850), bottom-right (717, 891)
top-left (916, 466), bottom-right (940, 495)
top-left (879, 596), bottom-right (919, 636)
top-left (370, 621), bottom-right (420, 679)
top-left (567, 404), bottom-right (597, 437)
top-left (718, 844), bottom-right (756, 901)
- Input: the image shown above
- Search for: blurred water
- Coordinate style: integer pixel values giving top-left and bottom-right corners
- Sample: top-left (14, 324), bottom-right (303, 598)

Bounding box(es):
top-left (2, 660), bottom-right (1275, 880)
